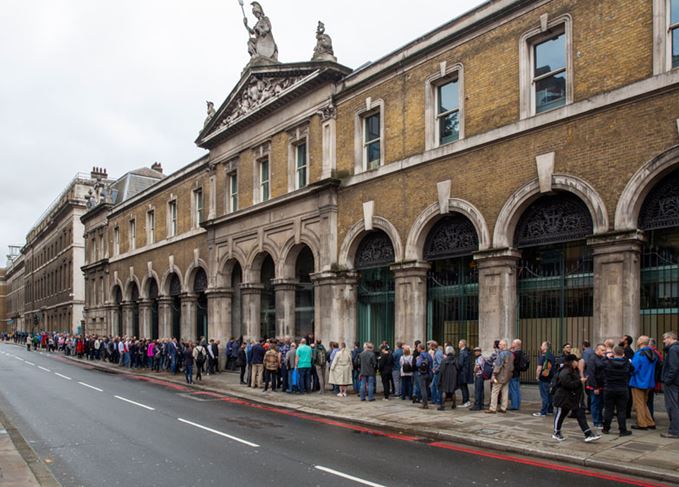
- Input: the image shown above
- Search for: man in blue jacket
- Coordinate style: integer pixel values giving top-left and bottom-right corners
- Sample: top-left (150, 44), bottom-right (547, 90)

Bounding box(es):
top-left (630, 336), bottom-right (657, 430)
top-left (662, 331), bottom-right (679, 439)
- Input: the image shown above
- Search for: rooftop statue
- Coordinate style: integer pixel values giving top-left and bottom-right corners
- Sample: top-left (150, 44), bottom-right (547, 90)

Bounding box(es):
top-left (204, 101), bottom-right (216, 127)
top-left (240, 1), bottom-right (279, 66)
top-left (311, 21), bottom-right (337, 62)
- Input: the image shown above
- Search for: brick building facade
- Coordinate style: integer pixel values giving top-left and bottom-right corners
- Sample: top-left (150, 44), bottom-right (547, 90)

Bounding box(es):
top-left (43, 0), bottom-right (679, 363)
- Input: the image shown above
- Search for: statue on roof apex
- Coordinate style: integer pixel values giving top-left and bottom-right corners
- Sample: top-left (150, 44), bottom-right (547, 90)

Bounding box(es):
top-left (311, 21), bottom-right (337, 62)
top-left (240, 1), bottom-right (279, 66)
top-left (204, 101), bottom-right (216, 127)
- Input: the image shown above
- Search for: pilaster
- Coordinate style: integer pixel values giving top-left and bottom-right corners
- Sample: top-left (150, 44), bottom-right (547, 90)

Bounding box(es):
top-left (158, 297), bottom-right (173, 339)
top-left (240, 283), bottom-right (264, 340)
top-left (272, 278), bottom-right (297, 338)
top-left (181, 293), bottom-right (198, 341)
top-left (138, 299), bottom-right (153, 339)
top-left (390, 261), bottom-right (430, 345)
top-left (311, 271), bottom-right (358, 345)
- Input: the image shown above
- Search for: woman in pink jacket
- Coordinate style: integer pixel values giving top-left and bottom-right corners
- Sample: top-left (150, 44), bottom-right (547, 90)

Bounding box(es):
top-left (147, 341), bottom-right (156, 369)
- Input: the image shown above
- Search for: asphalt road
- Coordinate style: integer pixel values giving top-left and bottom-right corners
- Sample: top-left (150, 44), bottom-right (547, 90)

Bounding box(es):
top-left (0, 342), bottom-right (668, 487)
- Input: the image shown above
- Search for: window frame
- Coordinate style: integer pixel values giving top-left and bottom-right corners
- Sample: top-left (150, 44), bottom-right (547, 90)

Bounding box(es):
top-left (259, 157), bottom-right (270, 202)
top-left (146, 210), bottom-right (155, 245)
top-left (353, 99), bottom-right (384, 175)
top-left (425, 63), bottom-right (464, 150)
top-left (228, 171), bottom-right (238, 213)
top-left (519, 15), bottom-right (573, 119)
top-left (113, 226), bottom-right (120, 256)
top-left (168, 199), bottom-right (178, 237)
top-left (193, 188), bottom-right (204, 228)
top-left (128, 219), bottom-right (136, 251)
top-left (362, 111), bottom-right (382, 171)
top-left (295, 141), bottom-right (308, 190)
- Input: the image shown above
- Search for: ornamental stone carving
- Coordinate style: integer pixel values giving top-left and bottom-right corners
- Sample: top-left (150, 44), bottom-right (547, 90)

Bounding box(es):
top-left (355, 231), bottom-right (395, 270)
top-left (219, 75), bottom-right (304, 128)
top-left (318, 103), bottom-right (336, 121)
top-left (515, 193), bottom-right (593, 247)
top-left (311, 21), bottom-right (337, 62)
top-left (204, 101), bottom-right (216, 128)
top-left (241, 1), bottom-right (279, 67)
top-left (639, 169), bottom-right (679, 230)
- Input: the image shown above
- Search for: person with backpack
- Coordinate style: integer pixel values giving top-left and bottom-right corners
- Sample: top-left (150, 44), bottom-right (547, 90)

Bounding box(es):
top-left (193, 341), bottom-right (207, 382)
top-left (400, 345), bottom-right (414, 400)
top-left (630, 336), bottom-right (658, 430)
top-left (509, 339), bottom-right (529, 411)
top-left (415, 343), bottom-right (433, 409)
top-left (470, 347), bottom-right (486, 410)
top-left (552, 354), bottom-right (601, 443)
top-left (486, 339), bottom-right (513, 414)
top-left (313, 339), bottom-right (327, 394)
top-left (533, 341), bottom-right (555, 417)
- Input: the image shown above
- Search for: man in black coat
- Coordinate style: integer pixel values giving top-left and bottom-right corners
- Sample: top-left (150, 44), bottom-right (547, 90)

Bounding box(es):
top-left (602, 345), bottom-right (634, 436)
top-left (457, 340), bottom-right (473, 407)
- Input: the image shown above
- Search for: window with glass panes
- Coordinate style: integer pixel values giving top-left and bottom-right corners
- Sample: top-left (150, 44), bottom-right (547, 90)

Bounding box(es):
top-left (113, 227), bottom-right (120, 255)
top-left (129, 219), bottom-right (136, 250)
top-left (671, 0), bottom-right (679, 68)
top-left (229, 172), bottom-right (238, 213)
top-left (436, 78), bottom-right (460, 145)
top-left (363, 112), bottom-right (381, 170)
top-left (296, 141), bottom-right (308, 189)
top-left (146, 210), bottom-right (155, 244)
top-left (532, 29), bottom-right (567, 113)
top-left (260, 158), bottom-right (270, 202)
top-left (168, 200), bottom-right (177, 237)
top-left (193, 189), bottom-right (203, 227)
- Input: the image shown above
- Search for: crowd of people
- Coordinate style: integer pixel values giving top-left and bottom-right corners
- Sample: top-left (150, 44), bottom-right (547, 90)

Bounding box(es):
top-left (2, 329), bottom-right (677, 443)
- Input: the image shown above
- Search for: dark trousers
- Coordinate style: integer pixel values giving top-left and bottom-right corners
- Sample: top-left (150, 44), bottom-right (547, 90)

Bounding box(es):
top-left (554, 406), bottom-right (591, 435)
top-left (381, 373), bottom-right (391, 399)
top-left (665, 383), bottom-right (679, 436)
top-left (264, 369), bottom-right (278, 391)
top-left (400, 375), bottom-right (413, 399)
top-left (459, 383), bottom-right (470, 403)
top-left (473, 376), bottom-right (485, 409)
top-left (648, 389), bottom-right (656, 420)
top-left (604, 389), bottom-right (629, 432)
top-left (239, 364), bottom-right (247, 383)
top-left (418, 374), bottom-right (432, 406)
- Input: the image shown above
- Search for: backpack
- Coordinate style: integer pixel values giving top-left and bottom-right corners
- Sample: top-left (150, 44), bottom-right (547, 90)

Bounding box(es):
top-left (518, 351), bottom-right (530, 372)
top-left (417, 356), bottom-right (430, 375)
top-left (549, 370), bottom-right (561, 395)
top-left (196, 348), bottom-right (205, 364)
top-left (401, 358), bottom-right (413, 373)
top-left (315, 348), bottom-right (327, 367)
top-left (482, 358), bottom-right (494, 380)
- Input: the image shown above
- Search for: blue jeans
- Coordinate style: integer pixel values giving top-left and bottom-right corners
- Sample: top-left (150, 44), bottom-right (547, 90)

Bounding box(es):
top-left (297, 367), bottom-right (311, 393)
top-left (509, 377), bottom-right (521, 410)
top-left (474, 376), bottom-right (485, 409)
top-left (360, 375), bottom-right (375, 401)
top-left (431, 372), bottom-right (441, 405)
top-left (287, 368), bottom-right (298, 393)
top-left (539, 380), bottom-right (553, 414)
top-left (590, 391), bottom-right (603, 426)
top-left (185, 364), bottom-right (193, 384)
top-left (412, 371), bottom-right (421, 400)
top-left (352, 369), bottom-right (360, 393)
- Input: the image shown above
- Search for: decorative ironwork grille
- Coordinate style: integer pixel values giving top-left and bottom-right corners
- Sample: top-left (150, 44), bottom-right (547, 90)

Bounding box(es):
top-left (639, 170), bottom-right (679, 231)
top-left (355, 231), bottom-right (395, 269)
top-left (515, 193), bottom-right (593, 247)
top-left (424, 214), bottom-right (478, 260)
top-left (193, 268), bottom-right (208, 293)
top-left (169, 274), bottom-right (182, 296)
top-left (148, 279), bottom-right (159, 300)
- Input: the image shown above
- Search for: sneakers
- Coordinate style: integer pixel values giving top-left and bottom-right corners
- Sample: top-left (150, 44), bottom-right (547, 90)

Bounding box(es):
top-left (552, 432), bottom-right (565, 442)
top-left (585, 434), bottom-right (601, 443)
top-left (620, 430), bottom-right (632, 437)
top-left (532, 412), bottom-right (546, 417)
top-left (660, 433), bottom-right (679, 439)
top-left (461, 401), bottom-right (471, 408)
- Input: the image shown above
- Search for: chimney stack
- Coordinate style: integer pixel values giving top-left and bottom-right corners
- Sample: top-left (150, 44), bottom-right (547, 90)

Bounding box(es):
top-left (90, 166), bottom-right (108, 180)
top-left (151, 162), bottom-right (163, 174)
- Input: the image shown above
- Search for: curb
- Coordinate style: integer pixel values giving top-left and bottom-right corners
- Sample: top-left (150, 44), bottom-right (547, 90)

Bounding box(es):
top-left (62, 355), bottom-right (679, 485)
top-left (0, 402), bottom-right (62, 487)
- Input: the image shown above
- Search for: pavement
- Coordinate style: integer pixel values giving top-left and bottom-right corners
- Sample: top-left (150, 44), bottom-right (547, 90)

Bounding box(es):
top-left (1, 341), bottom-right (678, 487)
top-left (51, 351), bottom-right (679, 484)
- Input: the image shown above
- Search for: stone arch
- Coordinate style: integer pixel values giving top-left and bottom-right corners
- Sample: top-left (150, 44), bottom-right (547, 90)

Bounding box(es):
top-left (279, 234), bottom-right (321, 279)
top-left (160, 264), bottom-right (184, 296)
top-left (184, 259), bottom-right (209, 292)
top-left (615, 145), bottom-right (679, 231)
top-left (493, 174), bottom-right (609, 249)
top-left (338, 216), bottom-right (403, 270)
top-left (245, 250), bottom-right (277, 283)
top-left (140, 269), bottom-right (161, 300)
top-left (109, 276), bottom-right (124, 302)
top-left (406, 200), bottom-right (490, 261)
top-left (216, 252), bottom-right (247, 289)
top-left (124, 275), bottom-right (142, 301)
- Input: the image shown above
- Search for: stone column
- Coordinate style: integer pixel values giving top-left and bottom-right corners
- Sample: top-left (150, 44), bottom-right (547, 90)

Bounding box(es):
top-left (181, 293), bottom-right (197, 341)
top-left (158, 297), bottom-right (173, 339)
top-left (104, 304), bottom-right (116, 336)
top-left (391, 261), bottom-right (430, 345)
top-left (310, 271), bottom-right (358, 345)
top-left (474, 249), bottom-right (521, 353)
top-left (121, 301), bottom-right (135, 337)
top-left (588, 231), bottom-right (644, 345)
top-left (240, 283), bottom-right (263, 340)
top-left (138, 299), bottom-right (152, 339)
top-left (272, 279), bottom-right (297, 338)
top-left (207, 288), bottom-right (232, 370)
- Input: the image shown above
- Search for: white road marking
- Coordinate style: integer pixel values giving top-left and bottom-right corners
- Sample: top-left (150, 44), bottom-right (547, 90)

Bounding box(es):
top-left (15, 356), bottom-right (24, 362)
top-left (38, 366), bottom-right (51, 372)
top-left (314, 466), bottom-right (386, 487)
top-left (177, 418), bottom-right (259, 447)
top-left (54, 373), bottom-right (72, 380)
top-left (25, 361), bottom-right (35, 366)
top-left (114, 396), bottom-right (155, 411)
top-left (78, 382), bottom-right (103, 392)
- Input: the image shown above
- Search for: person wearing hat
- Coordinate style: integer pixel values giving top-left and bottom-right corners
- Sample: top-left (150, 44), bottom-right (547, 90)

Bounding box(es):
top-left (552, 353), bottom-right (601, 443)
top-left (470, 347), bottom-right (485, 410)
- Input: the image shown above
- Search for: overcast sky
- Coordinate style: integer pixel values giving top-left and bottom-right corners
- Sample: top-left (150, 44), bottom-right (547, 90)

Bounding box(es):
top-left (0, 0), bottom-right (484, 266)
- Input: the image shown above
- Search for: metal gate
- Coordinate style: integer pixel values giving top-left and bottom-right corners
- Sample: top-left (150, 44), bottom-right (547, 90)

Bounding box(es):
top-left (357, 266), bottom-right (395, 347)
top-left (427, 256), bottom-right (479, 347)
top-left (517, 242), bottom-right (593, 383)
top-left (641, 229), bottom-right (679, 339)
